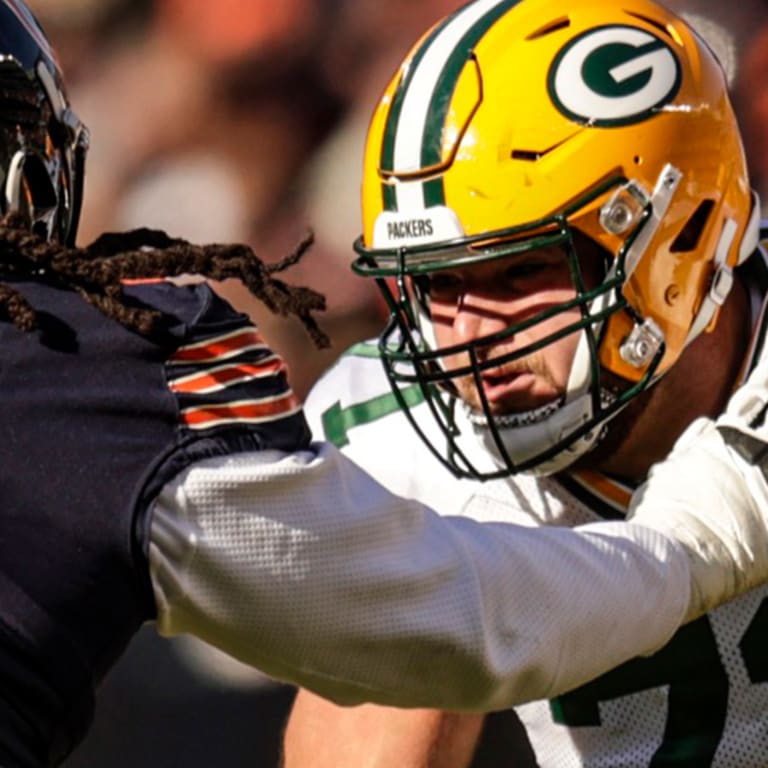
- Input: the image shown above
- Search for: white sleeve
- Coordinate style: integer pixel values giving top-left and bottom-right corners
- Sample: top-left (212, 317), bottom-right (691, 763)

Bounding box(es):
top-left (148, 442), bottom-right (691, 711)
top-left (629, 351), bottom-right (768, 622)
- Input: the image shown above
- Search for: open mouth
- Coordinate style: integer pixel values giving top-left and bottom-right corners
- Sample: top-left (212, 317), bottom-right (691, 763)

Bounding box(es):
top-left (476, 361), bottom-right (561, 409)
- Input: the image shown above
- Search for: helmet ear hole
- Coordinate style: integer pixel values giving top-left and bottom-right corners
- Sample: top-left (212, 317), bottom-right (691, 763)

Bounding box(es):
top-left (670, 199), bottom-right (715, 253)
top-left (21, 153), bottom-right (58, 208)
top-left (7, 151), bottom-right (60, 239)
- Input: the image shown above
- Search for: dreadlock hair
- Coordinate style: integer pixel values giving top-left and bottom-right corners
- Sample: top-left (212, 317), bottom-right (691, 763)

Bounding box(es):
top-left (0, 212), bottom-right (329, 348)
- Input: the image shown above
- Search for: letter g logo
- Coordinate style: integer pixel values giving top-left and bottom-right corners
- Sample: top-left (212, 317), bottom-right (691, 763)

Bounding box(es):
top-left (548, 25), bottom-right (681, 126)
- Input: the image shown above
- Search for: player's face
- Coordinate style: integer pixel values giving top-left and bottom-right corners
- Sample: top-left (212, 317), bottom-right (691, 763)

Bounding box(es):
top-left (429, 240), bottom-right (604, 417)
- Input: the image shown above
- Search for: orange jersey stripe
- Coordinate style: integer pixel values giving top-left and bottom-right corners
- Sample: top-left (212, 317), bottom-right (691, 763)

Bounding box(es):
top-left (180, 393), bottom-right (301, 429)
top-left (169, 357), bottom-right (287, 394)
top-left (570, 469), bottom-right (632, 512)
top-left (170, 328), bottom-right (267, 365)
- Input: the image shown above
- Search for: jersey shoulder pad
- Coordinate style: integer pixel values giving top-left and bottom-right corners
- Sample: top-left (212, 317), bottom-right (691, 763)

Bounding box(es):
top-left (123, 280), bottom-right (248, 340)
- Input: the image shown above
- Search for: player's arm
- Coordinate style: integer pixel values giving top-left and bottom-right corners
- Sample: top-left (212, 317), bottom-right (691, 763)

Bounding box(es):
top-left (629, 351), bottom-right (768, 622)
top-left (279, 379), bottom-right (768, 766)
top-left (282, 689), bottom-right (534, 768)
top-left (146, 339), bottom-right (768, 711)
top-left (148, 440), bottom-right (692, 710)
top-left (282, 694), bottom-right (487, 768)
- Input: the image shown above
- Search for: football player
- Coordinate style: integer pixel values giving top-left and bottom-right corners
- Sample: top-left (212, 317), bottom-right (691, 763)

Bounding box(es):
top-left (0, 1), bottom-right (324, 764)
top-left (3, 1), bottom-right (768, 766)
top-left (283, 0), bottom-right (768, 766)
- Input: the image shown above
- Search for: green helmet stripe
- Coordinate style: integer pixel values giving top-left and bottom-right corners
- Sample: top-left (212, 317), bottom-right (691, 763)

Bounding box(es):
top-left (380, 19), bottom-right (452, 209)
top-left (380, 0), bottom-right (522, 214)
top-left (421, 0), bottom-right (520, 170)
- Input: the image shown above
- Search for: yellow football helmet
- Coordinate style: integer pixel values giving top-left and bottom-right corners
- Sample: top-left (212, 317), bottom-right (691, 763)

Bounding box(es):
top-left (352, 0), bottom-right (759, 478)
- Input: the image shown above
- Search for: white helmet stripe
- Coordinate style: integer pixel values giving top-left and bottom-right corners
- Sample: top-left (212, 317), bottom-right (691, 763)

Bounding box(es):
top-left (387, 0), bottom-right (517, 212)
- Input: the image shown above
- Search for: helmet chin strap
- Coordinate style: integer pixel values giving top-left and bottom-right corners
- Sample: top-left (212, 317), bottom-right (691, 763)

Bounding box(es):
top-left (468, 328), bottom-right (609, 476)
top-left (466, 247), bottom-right (629, 476)
top-left (414, 253), bottom-right (620, 475)
top-left (410, 163), bottom-right (694, 475)
top-left (472, 166), bottom-right (688, 475)
top-left (468, 398), bottom-right (564, 429)
top-left (684, 193), bottom-right (761, 346)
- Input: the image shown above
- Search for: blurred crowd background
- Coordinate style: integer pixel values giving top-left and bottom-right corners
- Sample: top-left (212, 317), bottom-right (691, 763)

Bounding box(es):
top-left (19, 0), bottom-right (768, 765)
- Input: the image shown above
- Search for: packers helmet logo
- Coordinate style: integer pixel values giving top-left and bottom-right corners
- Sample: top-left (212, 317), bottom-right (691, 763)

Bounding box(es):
top-left (548, 25), bottom-right (681, 127)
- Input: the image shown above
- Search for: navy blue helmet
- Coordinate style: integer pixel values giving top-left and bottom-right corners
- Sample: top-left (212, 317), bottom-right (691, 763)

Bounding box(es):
top-left (0, 0), bottom-right (88, 244)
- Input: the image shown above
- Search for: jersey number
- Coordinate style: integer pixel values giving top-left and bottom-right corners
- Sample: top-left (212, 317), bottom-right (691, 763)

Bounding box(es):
top-left (550, 599), bottom-right (768, 765)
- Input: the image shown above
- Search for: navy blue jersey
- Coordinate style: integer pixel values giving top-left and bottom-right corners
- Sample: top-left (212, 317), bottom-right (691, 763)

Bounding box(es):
top-left (0, 277), bottom-right (310, 767)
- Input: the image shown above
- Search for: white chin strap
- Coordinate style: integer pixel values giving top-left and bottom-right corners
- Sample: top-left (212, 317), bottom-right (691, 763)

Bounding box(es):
top-left (469, 165), bottom-right (688, 475)
top-left (410, 167), bottom-right (757, 476)
top-left (415, 255), bottom-right (609, 476)
top-left (470, 323), bottom-right (605, 476)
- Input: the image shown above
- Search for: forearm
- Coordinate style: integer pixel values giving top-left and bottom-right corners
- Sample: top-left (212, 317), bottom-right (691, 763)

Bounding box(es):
top-left (282, 692), bottom-right (486, 768)
top-left (149, 443), bottom-right (691, 710)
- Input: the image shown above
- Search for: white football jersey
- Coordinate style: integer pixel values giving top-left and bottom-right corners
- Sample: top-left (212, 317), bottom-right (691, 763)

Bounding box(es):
top-left (305, 336), bottom-right (768, 767)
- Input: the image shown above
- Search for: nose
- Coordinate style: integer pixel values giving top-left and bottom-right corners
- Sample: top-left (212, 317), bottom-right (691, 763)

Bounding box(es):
top-left (451, 291), bottom-right (512, 347)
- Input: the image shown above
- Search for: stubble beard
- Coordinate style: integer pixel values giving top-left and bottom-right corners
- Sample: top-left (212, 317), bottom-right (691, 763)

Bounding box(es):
top-left (452, 348), bottom-right (565, 418)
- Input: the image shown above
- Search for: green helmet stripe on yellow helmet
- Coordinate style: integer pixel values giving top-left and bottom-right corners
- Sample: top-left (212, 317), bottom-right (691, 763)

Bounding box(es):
top-left (380, 17), bottom-right (451, 211)
top-left (380, 0), bottom-right (521, 214)
top-left (421, 0), bottom-right (521, 207)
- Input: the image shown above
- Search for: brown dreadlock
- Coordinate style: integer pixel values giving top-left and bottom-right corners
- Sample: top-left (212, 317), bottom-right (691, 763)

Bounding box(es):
top-left (0, 212), bottom-right (329, 348)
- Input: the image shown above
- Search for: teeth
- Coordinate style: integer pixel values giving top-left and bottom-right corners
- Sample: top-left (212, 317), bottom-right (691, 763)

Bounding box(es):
top-left (468, 398), bottom-right (564, 428)
top-left (468, 388), bottom-right (617, 430)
